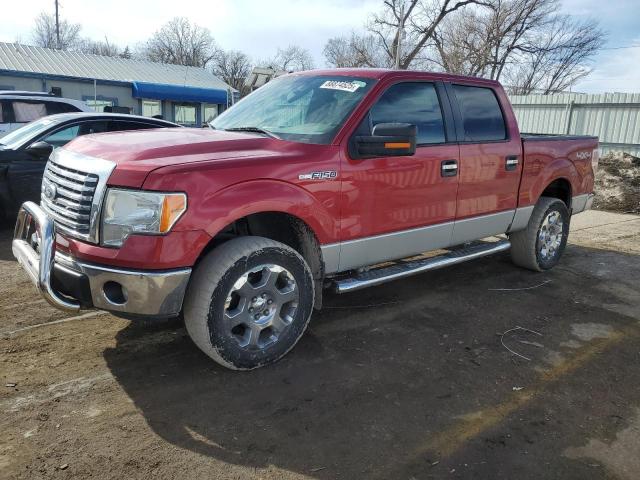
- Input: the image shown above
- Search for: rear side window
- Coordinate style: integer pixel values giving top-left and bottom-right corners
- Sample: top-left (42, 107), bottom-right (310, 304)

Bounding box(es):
top-left (370, 82), bottom-right (446, 145)
top-left (13, 102), bottom-right (46, 123)
top-left (46, 102), bottom-right (81, 115)
top-left (452, 85), bottom-right (506, 142)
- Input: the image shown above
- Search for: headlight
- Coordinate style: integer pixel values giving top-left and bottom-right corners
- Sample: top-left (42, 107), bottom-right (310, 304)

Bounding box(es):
top-left (101, 189), bottom-right (187, 247)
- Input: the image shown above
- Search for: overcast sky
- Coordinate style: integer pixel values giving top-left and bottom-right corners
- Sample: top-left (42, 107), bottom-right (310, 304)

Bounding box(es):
top-left (1, 0), bottom-right (638, 93)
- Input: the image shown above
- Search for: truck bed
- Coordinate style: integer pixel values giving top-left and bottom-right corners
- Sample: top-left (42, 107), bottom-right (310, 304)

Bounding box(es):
top-left (521, 133), bottom-right (598, 142)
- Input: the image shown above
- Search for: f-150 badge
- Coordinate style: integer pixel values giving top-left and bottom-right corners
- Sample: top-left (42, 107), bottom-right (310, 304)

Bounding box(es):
top-left (298, 171), bottom-right (338, 180)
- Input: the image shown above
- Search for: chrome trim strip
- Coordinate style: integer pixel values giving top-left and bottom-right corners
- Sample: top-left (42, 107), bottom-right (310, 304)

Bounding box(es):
top-left (336, 222), bottom-right (454, 272)
top-left (507, 205), bottom-right (535, 232)
top-left (320, 243), bottom-right (341, 275)
top-left (450, 210), bottom-right (515, 245)
top-left (322, 210), bottom-right (522, 275)
top-left (571, 193), bottom-right (592, 214)
top-left (584, 193), bottom-right (595, 211)
top-left (334, 240), bottom-right (511, 293)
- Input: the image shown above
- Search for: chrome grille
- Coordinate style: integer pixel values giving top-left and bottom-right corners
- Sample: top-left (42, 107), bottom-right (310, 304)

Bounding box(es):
top-left (42, 160), bottom-right (98, 236)
top-left (40, 148), bottom-right (116, 243)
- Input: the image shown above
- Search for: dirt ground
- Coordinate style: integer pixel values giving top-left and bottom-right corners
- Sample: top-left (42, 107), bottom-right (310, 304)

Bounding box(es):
top-left (593, 152), bottom-right (640, 214)
top-left (1, 210), bottom-right (639, 480)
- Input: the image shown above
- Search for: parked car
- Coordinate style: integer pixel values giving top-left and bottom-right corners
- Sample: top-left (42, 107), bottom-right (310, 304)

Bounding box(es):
top-left (13, 69), bottom-right (598, 370)
top-left (0, 112), bottom-right (179, 219)
top-left (0, 91), bottom-right (91, 135)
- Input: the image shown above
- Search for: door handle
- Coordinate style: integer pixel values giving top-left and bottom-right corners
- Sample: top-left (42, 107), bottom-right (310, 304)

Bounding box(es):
top-left (441, 159), bottom-right (458, 177)
top-left (505, 155), bottom-right (519, 171)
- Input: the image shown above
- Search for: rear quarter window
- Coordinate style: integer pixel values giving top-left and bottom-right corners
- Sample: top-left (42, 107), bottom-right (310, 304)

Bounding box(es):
top-left (46, 101), bottom-right (82, 115)
top-left (452, 85), bottom-right (506, 142)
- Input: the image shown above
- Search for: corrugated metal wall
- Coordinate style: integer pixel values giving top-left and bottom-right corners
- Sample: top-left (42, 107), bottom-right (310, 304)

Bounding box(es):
top-left (509, 92), bottom-right (640, 156)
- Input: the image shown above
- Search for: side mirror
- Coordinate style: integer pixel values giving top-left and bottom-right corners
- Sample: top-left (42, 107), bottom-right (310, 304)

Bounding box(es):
top-left (26, 141), bottom-right (54, 158)
top-left (351, 123), bottom-right (417, 159)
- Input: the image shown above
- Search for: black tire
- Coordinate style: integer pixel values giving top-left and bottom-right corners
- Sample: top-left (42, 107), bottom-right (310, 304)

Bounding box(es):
top-left (183, 236), bottom-right (314, 370)
top-left (509, 197), bottom-right (570, 272)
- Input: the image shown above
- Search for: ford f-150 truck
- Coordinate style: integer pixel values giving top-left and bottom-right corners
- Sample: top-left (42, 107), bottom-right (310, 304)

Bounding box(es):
top-left (12, 69), bottom-right (598, 370)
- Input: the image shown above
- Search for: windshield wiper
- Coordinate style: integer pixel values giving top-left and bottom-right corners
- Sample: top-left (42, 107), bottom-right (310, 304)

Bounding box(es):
top-left (224, 127), bottom-right (280, 139)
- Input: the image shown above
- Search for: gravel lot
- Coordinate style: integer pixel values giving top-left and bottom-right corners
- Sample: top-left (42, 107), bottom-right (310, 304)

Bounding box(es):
top-left (1, 210), bottom-right (639, 480)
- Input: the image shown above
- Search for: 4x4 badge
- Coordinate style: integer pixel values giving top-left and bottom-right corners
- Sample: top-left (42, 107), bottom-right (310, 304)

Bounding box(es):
top-left (298, 171), bottom-right (338, 181)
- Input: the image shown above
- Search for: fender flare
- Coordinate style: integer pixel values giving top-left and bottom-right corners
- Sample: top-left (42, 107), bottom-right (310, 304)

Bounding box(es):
top-left (194, 179), bottom-right (336, 244)
top-left (527, 157), bottom-right (578, 206)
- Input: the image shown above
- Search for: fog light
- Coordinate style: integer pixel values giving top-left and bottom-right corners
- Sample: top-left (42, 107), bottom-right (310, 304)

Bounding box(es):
top-left (103, 281), bottom-right (127, 305)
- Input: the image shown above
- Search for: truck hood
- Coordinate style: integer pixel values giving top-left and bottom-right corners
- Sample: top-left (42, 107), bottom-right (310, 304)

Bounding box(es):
top-left (63, 128), bottom-right (291, 187)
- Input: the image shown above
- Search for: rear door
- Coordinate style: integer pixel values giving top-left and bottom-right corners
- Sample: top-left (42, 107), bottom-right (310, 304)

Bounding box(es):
top-left (447, 83), bottom-right (522, 244)
top-left (339, 80), bottom-right (460, 271)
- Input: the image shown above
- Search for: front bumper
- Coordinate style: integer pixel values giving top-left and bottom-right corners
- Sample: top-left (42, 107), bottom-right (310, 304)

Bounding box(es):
top-left (13, 202), bottom-right (191, 317)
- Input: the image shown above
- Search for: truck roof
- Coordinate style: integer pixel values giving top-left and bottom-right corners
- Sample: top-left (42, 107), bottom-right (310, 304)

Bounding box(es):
top-left (293, 68), bottom-right (502, 86)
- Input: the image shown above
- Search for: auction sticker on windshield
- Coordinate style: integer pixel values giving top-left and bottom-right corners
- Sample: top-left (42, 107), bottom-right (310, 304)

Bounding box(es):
top-left (320, 80), bottom-right (362, 93)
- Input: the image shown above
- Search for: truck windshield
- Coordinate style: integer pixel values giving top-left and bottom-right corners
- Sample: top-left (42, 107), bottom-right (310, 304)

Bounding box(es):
top-left (211, 75), bottom-right (375, 144)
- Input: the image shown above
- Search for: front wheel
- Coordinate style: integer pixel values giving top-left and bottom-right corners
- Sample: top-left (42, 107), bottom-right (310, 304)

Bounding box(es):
top-left (183, 236), bottom-right (314, 370)
top-left (509, 197), bottom-right (570, 272)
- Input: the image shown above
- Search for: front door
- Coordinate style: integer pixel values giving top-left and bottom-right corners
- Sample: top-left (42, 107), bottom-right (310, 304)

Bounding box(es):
top-left (447, 83), bottom-right (523, 244)
top-left (339, 81), bottom-right (459, 271)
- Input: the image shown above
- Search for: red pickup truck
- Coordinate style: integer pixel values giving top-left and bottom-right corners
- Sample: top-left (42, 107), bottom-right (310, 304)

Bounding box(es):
top-left (13, 69), bottom-right (598, 370)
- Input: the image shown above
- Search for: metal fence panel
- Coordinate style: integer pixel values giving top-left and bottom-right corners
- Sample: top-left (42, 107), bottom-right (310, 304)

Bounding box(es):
top-left (509, 92), bottom-right (640, 156)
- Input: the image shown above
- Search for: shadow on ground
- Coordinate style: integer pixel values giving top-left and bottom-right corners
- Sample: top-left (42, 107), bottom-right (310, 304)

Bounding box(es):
top-left (99, 245), bottom-right (640, 478)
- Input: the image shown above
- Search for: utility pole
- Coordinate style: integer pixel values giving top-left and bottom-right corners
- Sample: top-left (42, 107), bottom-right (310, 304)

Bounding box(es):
top-left (55, 0), bottom-right (61, 49)
top-left (394, 1), bottom-right (405, 69)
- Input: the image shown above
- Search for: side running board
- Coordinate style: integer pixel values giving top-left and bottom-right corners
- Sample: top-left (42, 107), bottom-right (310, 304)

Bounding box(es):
top-left (333, 240), bottom-right (511, 293)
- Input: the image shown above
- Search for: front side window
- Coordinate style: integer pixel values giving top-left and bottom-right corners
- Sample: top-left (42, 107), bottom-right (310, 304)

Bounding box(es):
top-left (142, 100), bottom-right (162, 117)
top-left (41, 124), bottom-right (81, 147)
top-left (452, 85), bottom-right (506, 142)
top-left (175, 105), bottom-right (197, 126)
top-left (211, 75), bottom-right (375, 144)
top-left (369, 82), bottom-right (446, 145)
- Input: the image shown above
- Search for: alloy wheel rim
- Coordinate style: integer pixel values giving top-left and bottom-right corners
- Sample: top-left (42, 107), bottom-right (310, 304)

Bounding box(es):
top-left (223, 264), bottom-right (299, 350)
top-left (538, 211), bottom-right (564, 260)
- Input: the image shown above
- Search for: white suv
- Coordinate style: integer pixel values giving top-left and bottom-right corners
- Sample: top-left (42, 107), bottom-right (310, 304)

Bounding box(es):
top-left (0, 91), bottom-right (91, 136)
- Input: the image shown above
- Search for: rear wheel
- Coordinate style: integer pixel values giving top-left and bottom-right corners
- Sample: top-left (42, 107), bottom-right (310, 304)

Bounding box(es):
top-left (510, 197), bottom-right (570, 271)
top-left (183, 236), bottom-right (314, 370)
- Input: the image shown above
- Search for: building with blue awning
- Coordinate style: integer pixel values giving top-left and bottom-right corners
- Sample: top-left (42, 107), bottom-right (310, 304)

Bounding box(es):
top-left (0, 42), bottom-right (235, 127)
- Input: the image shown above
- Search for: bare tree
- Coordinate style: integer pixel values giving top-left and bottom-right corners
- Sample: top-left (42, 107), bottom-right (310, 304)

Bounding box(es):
top-left (212, 49), bottom-right (253, 95)
top-left (268, 45), bottom-right (315, 72)
top-left (504, 16), bottom-right (605, 94)
top-left (31, 11), bottom-right (81, 50)
top-left (431, 0), bottom-right (605, 92)
top-left (367, 0), bottom-right (490, 69)
top-left (324, 32), bottom-right (390, 68)
top-left (120, 46), bottom-right (132, 59)
top-left (142, 17), bottom-right (216, 67)
top-left (77, 37), bottom-right (121, 57)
